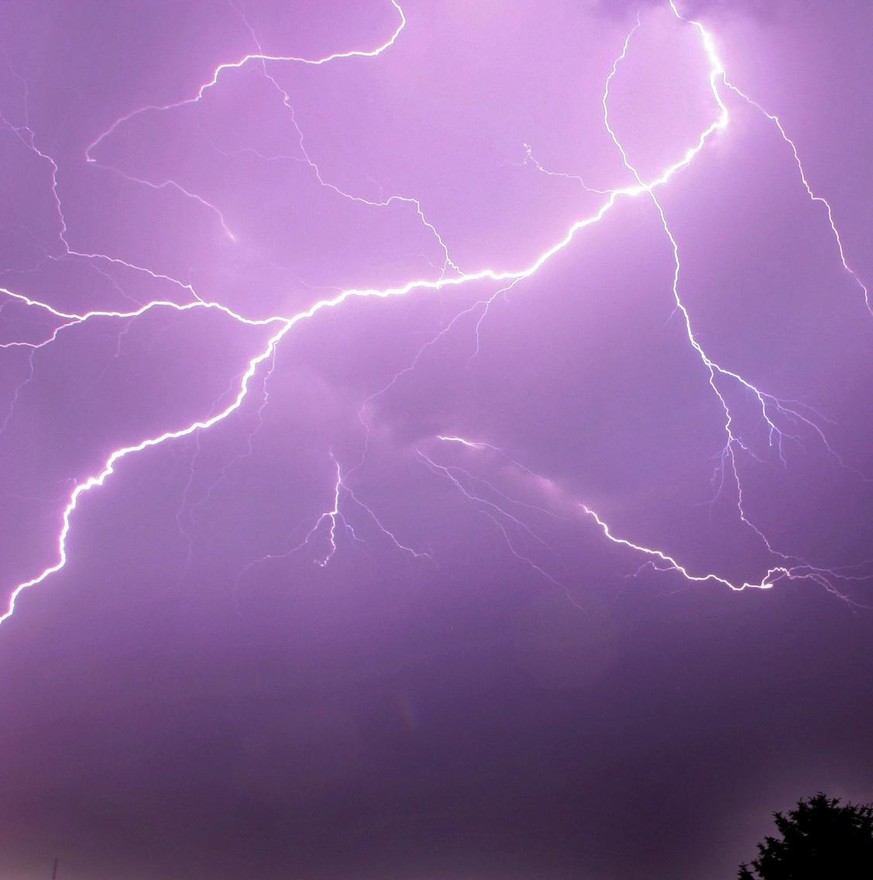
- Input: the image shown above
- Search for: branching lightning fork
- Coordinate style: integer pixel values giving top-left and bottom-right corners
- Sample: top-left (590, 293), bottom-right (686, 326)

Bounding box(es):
top-left (0, 0), bottom-right (869, 626)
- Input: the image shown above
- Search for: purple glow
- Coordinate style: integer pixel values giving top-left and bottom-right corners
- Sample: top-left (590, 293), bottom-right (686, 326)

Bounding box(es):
top-left (1, 1), bottom-right (872, 878)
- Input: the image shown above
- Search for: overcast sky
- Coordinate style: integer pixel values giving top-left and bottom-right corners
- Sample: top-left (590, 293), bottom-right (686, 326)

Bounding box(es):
top-left (1, 1), bottom-right (872, 878)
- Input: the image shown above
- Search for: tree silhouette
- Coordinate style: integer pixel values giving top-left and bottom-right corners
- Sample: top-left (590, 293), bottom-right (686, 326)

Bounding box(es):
top-left (739, 792), bottom-right (873, 879)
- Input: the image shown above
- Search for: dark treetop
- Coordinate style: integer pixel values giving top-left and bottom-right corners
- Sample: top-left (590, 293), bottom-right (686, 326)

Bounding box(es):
top-left (739, 793), bottom-right (873, 880)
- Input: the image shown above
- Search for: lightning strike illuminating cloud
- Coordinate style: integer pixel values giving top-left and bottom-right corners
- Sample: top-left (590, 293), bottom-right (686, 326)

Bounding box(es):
top-left (0, 0), bottom-right (868, 627)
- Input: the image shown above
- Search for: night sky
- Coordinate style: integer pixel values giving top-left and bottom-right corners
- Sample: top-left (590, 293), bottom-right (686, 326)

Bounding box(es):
top-left (2, 1), bottom-right (873, 879)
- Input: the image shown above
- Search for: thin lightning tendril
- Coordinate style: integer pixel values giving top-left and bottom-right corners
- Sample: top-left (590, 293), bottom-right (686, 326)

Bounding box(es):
top-left (237, 453), bottom-right (428, 581)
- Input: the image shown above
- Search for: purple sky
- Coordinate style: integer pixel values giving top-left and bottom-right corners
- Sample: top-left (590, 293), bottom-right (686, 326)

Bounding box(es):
top-left (2, 1), bottom-right (873, 878)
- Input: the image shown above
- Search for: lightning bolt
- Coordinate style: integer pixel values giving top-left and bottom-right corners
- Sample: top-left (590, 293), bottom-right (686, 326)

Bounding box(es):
top-left (236, 452), bottom-right (427, 582)
top-left (1, 0), bottom-right (869, 628)
top-left (429, 434), bottom-right (866, 601)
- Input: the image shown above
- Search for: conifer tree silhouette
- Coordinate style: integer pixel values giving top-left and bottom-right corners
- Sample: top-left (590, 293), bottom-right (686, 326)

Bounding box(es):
top-left (739, 793), bottom-right (873, 879)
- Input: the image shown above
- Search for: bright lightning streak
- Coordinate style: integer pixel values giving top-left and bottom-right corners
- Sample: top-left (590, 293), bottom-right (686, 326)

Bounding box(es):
top-left (0, 285), bottom-right (281, 330)
top-left (83, 0), bottom-right (408, 165)
top-left (436, 436), bottom-right (497, 451)
top-left (307, 456), bottom-right (349, 568)
top-left (432, 435), bottom-right (859, 601)
top-left (669, 0), bottom-right (868, 311)
top-left (722, 83), bottom-right (871, 313)
top-left (0, 321), bottom-right (290, 625)
top-left (0, 1), bottom-right (869, 627)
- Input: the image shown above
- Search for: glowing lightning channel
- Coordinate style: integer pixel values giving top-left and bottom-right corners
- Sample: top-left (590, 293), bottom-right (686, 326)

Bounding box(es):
top-left (433, 435), bottom-right (860, 600)
top-left (0, 285), bottom-right (281, 332)
top-left (83, 0), bottom-right (408, 165)
top-left (603, 5), bottom-right (860, 571)
top-left (667, 2), bottom-right (869, 313)
top-left (423, 8), bottom-right (866, 597)
top-left (0, 320), bottom-right (291, 625)
top-left (724, 84), bottom-right (871, 313)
